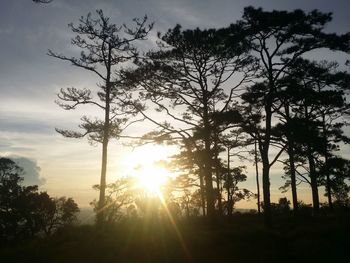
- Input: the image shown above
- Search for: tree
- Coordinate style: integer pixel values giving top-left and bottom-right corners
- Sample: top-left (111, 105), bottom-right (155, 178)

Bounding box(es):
top-left (222, 166), bottom-right (252, 215)
top-left (90, 177), bottom-right (136, 223)
top-left (277, 59), bottom-right (350, 211)
top-left (41, 197), bottom-right (80, 235)
top-left (48, 10), bottom-right (152, 224)
top-left (0, 158), bottom-right (24, 241)
top-left (123, 25), bottom-right (255, 219)
top-left (301, 61), bottom-right (350, 209)
top-left (166, 141), bottom-right (208, 217)
top-left (0, 158), bottom-right (79, 242)
top-left (271, 197), bottom-right (291, 215)
top-left (177, 189), bottom-right (200, 218)
top-left (254, 138), bottom-right (261, 213)
top-left (236, 6), bottom-right (350, 225)
top-left (320, 157), bottom-right (350, 207)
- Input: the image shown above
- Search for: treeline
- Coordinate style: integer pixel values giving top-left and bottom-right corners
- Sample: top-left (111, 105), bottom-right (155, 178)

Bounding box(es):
top-left (0, 158), bottom-right (79, 243)
top-left (50, 7), bottom-right (350, 226)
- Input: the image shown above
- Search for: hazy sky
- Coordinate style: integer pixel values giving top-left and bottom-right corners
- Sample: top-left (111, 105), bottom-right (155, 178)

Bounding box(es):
top-left (1, 0), bottom-right (350, 208)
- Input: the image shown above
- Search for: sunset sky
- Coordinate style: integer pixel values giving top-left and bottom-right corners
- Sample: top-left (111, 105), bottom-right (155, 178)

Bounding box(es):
top-left (1, 0), bottom-right (350, 209)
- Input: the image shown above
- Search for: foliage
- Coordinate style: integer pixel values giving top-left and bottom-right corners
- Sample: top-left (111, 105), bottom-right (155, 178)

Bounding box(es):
top-left (0, 158), bottom-right (79, 243)
top-left (232, 6), bottom-right (350, 224)
top-left (222, 166), bottom-right (253, 215)
top-left (122, 22), bottom-right (256, 218)
top-left (49, 10), bottom-right (152, 144)
top-left (49, 10), bottom-right (153, 223)
top-left (45, 5), bottom-right (350, 227)
top-left (90, 177), bottom-right (136, 223)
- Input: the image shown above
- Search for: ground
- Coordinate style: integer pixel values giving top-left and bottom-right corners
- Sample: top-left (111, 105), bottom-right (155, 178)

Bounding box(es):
top-left (1, 213), bottom-right (349, 262)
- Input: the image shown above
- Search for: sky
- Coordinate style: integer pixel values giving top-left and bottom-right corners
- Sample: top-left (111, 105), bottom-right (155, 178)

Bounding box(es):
top-left (1, 0), bottom-right (350, 209)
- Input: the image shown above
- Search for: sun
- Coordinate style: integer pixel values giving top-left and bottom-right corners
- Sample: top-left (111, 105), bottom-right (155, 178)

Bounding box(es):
top-left (122, 144), bottom-right (176, 194)
top-left (134, 165), bottom-right (170, 194)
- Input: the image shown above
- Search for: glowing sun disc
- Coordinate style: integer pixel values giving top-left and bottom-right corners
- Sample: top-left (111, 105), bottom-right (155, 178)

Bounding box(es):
top-left (134, 166), bottom-right (169, 194)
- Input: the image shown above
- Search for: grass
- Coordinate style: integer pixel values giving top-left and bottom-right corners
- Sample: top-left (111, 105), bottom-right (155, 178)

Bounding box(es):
top-left (1, 213), bottom-right (349, 262)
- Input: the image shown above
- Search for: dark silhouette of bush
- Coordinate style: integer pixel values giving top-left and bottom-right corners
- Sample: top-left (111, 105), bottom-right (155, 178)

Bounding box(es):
top-left (0, 158), bottom-right (79, 243)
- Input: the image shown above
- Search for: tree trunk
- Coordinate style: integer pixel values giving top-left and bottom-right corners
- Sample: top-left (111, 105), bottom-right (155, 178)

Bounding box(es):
top-left (202, 98), bottom-right (215, 220)
top-left (285, 105), bottom-right (298, 212)
top-left (204, 162), bottom-right (215, 219)
top-left (254, 139), bottom-right (261, 214)
top-left (214, 133), bottom-right (223, 216)
top-left (326, 173), bottom-right (332, 208)
top-left (261, 155), bottom-right (271, 226)
top-left (287, 144), bottom-right (298, 212)
top-left (322, 114), bottom-right (333, 209)
top-left (97, 50), bottom-right (112, 225)
top-left (97, 137), bottom-right (108, 225)
top-left (227, 197), bottom-right (233, 216)
top-left (215, 170), bottom-right (222, 216)
top-left (307, 145), bottom-right (320, 212)
top-left (198, 167), bottom-right (206, 217)
top-left (226, 145), bottom-right (233, 216)
top-left (304, 105), bottom-right (319, 213)
top-left (261, 102), bottom-right (272, 227)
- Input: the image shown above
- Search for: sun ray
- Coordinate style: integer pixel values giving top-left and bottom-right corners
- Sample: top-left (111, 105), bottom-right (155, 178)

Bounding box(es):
top-left (156, 190), bottom-right (192, 260)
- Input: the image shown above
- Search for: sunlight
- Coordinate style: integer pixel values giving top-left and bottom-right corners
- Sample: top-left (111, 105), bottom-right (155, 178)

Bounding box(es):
top-left (134, 165), bottom-right (170, 194)
top-left (122, 144), bottom-right (176, 194)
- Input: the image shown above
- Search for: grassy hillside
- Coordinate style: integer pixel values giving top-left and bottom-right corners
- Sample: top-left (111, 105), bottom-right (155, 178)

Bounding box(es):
top-left (1, 214), bottom-right (349, 262)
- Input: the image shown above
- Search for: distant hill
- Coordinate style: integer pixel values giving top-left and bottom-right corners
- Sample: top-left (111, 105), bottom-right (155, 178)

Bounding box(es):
top-left (76, 207), bottom-right (257, 225)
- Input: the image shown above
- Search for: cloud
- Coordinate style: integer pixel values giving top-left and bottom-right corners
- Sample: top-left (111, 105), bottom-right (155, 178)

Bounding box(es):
top-left (12, 157), bottom-right (46, 186)
top-left (0, 114), bottom-right (53, 134)
top-left (0, 141), bottom-right (12, 148)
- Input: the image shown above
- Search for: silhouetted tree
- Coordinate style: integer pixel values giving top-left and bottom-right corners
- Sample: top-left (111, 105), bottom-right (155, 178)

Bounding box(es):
top-left (90, 177), bottom-right (136, 223)
top-left (302, 61), bottom-right (350, 209)
top-left (272, 90), bottom-right (300, 212)
top-left (236, 6), bottom-right (350, 225)
top-left (42, 197), bottom-right (80, 235)
top-left (167, 149), bottom-right (206, 216)
top-left (177, 189), bottom-right (201, 218)
top-left (222, 166), bottom-right (251, 215)
top-left (123, 25), bottom-right (255, 220)
top-left (320, 157), bottom-right (350, 207)
top-left (48, 10), bottom-right (152, 224)
top-left (277, 59), bottom-right (350, 211)
top-left (0, 158), bottom-right (24, 241)
top-left (0, 158), bottom-right (79, 242)
top-left (254, 138), bottom-right (261, 213)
